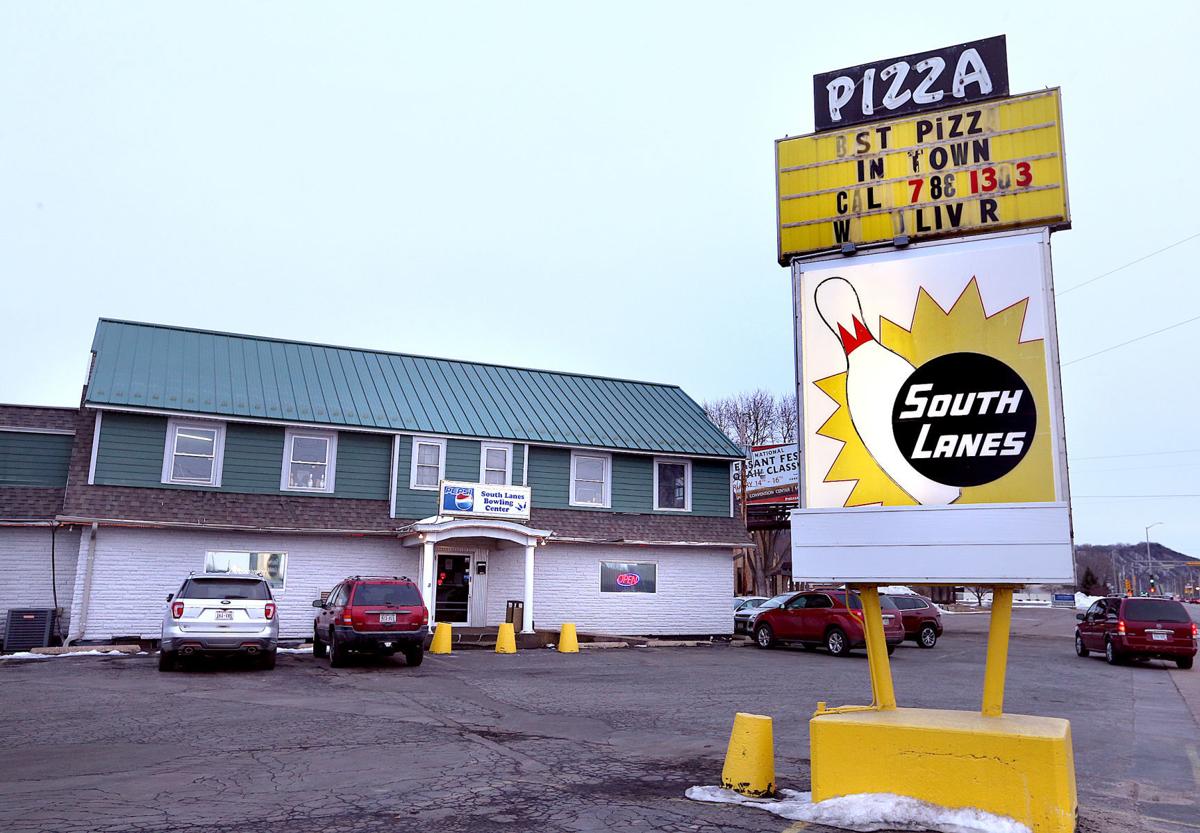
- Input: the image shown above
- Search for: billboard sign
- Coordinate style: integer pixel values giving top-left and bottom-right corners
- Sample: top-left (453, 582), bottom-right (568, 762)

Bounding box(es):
top-left (440, 481), bottom-right (531, 521)
top-left (813, 36), bottom-right (1009, 132)
top-left (732, 443), bottom-right (800, 505)
top-left (776, 88), bottom-right (1069, 264)
top-left (790, 230), bottom-right (1073, 583)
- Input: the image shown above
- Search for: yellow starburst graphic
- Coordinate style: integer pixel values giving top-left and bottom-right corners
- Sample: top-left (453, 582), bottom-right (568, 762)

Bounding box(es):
top-left (814, 278), bottom-right (1054, 507)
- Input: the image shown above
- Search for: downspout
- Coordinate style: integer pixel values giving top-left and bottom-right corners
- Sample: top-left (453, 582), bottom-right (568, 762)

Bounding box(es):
top-left (66, 522), bottom-right (98, 646)
top-left (49, 523), bottom-right (60, 640)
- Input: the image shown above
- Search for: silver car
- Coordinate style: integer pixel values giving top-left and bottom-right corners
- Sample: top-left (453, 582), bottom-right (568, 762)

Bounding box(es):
top-left (159, 573), bottom-right (279, 671)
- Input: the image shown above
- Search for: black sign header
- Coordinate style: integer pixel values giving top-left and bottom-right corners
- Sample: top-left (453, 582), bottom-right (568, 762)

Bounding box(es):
top-left (813, 35), bottom-right (1009, 132)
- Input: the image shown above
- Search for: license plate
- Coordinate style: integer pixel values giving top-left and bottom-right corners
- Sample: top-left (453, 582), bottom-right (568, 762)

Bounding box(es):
top-left (1151, 632), bottom-right (1168, 641)
top-left (216, 610), bottom-right (233, 621)
top-left (882, 615), bottom-right (893, 624)
top-left (379, 613), bottom-right (397, 624)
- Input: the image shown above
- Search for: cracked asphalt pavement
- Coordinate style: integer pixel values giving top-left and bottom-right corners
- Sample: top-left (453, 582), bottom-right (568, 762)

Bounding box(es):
top-left (1, 610), bottom-right (1197, 833)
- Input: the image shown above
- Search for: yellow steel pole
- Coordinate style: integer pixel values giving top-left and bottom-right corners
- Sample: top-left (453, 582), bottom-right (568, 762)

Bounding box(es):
top-left (856, 585), bottom-right (897, 711)
top-left (981, 586), bottom-right (1014, 717)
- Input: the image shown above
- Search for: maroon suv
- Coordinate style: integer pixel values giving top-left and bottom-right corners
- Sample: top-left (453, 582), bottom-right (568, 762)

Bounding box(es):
top-left (1075, 596), bottom-right (1196, 669)
top-left (885, 593), bottom-right (944, 648)
top-left (753, 590), bottom-right (906, 656)
top-left (313, 576), bottom-right (429, 668)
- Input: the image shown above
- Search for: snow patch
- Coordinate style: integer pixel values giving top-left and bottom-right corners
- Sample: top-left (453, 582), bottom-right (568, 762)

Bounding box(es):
top-left (685, 785), bottom-right (1030, 833)
top-left (277, 646), bottom-right (313, 654)
top-left (2, 650), bottom-right (147, 660)
top-left (1075, 592), bottom-right (1102, 611)
top-left (878, 585), bottom-right (919, 595)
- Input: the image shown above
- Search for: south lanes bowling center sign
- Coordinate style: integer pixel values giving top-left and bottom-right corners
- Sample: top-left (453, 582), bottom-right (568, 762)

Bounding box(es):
top-left (784, 37), bottom-right (1074, 585)
top-left (775, 35), bottom-right (1069, 264)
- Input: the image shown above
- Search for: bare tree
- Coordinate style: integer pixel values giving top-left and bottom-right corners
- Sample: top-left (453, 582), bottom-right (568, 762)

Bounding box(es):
top-left (703, 390), bottom-right (797, 596)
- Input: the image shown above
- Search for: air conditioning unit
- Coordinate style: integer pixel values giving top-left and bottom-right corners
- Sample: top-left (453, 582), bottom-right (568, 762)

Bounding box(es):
top-left (3, 609), bottom-right (57, 653)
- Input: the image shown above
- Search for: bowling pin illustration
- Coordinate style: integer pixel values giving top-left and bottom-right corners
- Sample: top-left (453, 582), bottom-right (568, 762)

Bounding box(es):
top-left (813, 277), bottom-right (960, 505)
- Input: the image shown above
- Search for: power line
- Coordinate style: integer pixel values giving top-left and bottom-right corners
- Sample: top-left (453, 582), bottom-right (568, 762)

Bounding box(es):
top-left (1074, 494), bottom-right (1200, 499)
top-left (1061, 313), bottom-right (1200, 366)
top-left (1072, 448), bottom-right (1200, 461)
top-left (1057, 230), bottom-right (1200, 297)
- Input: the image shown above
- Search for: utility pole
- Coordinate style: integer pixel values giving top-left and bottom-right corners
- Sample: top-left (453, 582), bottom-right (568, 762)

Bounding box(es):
top-left (1142, 522), bottom-right (1163, 595)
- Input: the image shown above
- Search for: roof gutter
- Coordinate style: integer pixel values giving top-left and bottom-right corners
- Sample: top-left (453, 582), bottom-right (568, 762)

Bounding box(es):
top-left (55, 515), bottom-right (405, 537)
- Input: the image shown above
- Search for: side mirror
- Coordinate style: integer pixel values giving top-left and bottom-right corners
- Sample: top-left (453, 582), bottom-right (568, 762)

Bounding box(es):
top-left (1075, 613), bottom-right (1085, 621)
top-left (166, 593), bottom-right (174, 601)
top-left (311, 599), bottom-right (323, 608)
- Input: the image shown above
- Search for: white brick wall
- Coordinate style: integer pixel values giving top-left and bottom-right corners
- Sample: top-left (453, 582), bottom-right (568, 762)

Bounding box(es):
top-left (484, 542), bottom-right (733, 635)
top-left (68, 527), bottom-right (419, 641)
top-left (63, 527), bottom-right (734, 641)
top-left (0, 527), bottom-right (81, 641)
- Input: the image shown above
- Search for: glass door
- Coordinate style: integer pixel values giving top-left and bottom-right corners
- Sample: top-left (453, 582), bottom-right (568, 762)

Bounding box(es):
top-left (435, 552), bottom-right (471, 623)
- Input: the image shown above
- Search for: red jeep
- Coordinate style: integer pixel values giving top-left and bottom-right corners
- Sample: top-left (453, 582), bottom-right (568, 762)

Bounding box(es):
top-left (1075, 596), bottom-right (1196, 669)
top-left (313, 576), bottom-right (429, 668)
top-left (753, 589), bottom-right (906, 656)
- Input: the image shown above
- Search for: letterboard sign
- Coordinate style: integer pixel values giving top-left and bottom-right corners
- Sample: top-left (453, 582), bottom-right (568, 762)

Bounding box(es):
top-left (813, 36), bottom-right (1009, 132)
top-left (776, 88), bottom-right (1068, 263)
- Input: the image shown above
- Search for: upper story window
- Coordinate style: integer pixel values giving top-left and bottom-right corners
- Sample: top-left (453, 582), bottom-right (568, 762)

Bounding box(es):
top-left (282, 428), bottom-right (337, 493)
top-left (570, 451), bottom-right (611, 508)
top-left (480, 442), bottom-right (512, 485)
top-left (410, 436), bottom-right (446, 490)
top-left (653, 457), bottom-right (692, 511)
top-left (161, 418), bottom-right (225, 487)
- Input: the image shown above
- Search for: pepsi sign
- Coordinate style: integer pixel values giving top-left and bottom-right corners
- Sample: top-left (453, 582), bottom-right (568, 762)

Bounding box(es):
top-left (439, 480), bottom-right (531, 521)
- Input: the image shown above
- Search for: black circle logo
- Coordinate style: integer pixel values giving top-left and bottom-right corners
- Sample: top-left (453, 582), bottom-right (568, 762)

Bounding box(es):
top-left (891, 352), bottom-right (1036, 488)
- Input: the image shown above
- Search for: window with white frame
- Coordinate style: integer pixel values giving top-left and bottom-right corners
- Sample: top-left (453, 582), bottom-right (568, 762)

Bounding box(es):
top-left (205, 551), bottom-right (287, 589)
top-left (653, 457), bottom-right (691, 511)
top-left (281, 429), bottom-right (337, 492)
top-left (570, 451), bottom-right (611, 508)
top-left (410, 436), bottom-right (446, 489)
top-left (479, 442), bottom-right (512, 485)
top-left (162, 418), bottom-right (226, 486)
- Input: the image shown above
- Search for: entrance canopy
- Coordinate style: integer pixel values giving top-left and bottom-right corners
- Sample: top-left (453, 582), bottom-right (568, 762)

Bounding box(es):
top-left (399, 516), bottom-right (551, 634)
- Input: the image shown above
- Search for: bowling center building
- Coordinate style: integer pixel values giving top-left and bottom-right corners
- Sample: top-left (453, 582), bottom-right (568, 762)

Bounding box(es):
top-left (0, 319), bottom-right (750, 645)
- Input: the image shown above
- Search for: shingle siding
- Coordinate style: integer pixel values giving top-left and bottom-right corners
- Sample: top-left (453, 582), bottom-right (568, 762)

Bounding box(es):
top-left (0, 526), bottom-right (81, 641)
top-left (66, 527), bottom-right (419, 641)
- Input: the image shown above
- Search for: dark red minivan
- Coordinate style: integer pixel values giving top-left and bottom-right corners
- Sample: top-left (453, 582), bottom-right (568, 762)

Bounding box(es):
top-left (1075, 596), bottom-right (1196, 669)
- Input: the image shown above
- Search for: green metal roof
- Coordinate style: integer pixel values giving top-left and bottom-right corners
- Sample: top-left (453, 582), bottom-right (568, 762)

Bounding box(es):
top-left (85, 319), bottom-right (743, 458)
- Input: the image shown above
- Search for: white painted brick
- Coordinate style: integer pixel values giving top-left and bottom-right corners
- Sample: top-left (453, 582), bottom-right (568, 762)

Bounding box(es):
top-left (0, 527), bottom-right (80, 641)
top-left (70, 527), bottom-right (418, 641)
top-left (484, 542), bottom-right (733, 635)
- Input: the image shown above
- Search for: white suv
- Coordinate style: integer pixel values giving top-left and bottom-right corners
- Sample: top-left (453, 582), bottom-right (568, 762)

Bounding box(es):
top-left (159, 573), bottom-right (279, 671)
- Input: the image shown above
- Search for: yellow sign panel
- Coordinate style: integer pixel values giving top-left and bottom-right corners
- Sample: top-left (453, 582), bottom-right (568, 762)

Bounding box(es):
top-left (776, 89), bottom-right (1068, 264)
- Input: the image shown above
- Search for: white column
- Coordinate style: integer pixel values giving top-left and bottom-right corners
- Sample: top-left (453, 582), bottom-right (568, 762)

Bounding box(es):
top-left (522, 542), bottom-right (535, 633)
top-left (421, 540), bottom-right (437, 623)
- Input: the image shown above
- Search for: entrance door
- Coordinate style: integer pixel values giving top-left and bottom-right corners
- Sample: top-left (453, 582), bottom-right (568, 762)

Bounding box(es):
top-left (435, 551), bottom-right (471, 623)
top-left (468, 551), bottom-right (489, 626)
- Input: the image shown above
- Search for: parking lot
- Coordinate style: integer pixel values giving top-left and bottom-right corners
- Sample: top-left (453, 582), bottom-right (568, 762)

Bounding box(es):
top-left (1, 610), bottom-right (1197, 833)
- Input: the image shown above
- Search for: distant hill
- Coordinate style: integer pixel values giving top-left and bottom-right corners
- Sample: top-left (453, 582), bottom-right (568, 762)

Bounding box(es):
top-left (1075, 542), bottom-right (1199, 596)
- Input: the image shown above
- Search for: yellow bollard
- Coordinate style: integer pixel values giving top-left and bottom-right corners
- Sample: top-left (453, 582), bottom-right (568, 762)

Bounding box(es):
top-left (495, 622), bottom-right (517, 654)
top-left (430, 622), bottom-right (452, 655)
top-left (720, 712), bottom-right (775, 798)
top-left (557, 623), bottom-right (579, 653)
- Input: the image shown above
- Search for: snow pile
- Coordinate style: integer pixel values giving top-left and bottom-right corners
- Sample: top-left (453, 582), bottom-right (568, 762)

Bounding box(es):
top-left (277, 646), bottom-right (313, 654)
top-left (685, 786), bottom-right (1030, 833)
top-left (2, 649), bottom-right (147, 660)
top-left (878, 585), bottom-right (919, 595)
top-left (1075, 592), bottom-right (1102, 611)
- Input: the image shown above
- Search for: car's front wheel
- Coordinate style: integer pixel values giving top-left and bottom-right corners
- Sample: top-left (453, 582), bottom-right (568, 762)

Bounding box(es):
top-left (1075, 632), bottom-right (1089, 657)
top-left (1105, 638), bottom-right (1121, 665)
top-left (158, 650), bottom-right (177, 672)
top-left (918, 624), bottom-right (939, 649)
top-left (1177, 656), bottom-right (1194, 670)
top-left (754, 624), bottom-right (775, 649)
top-left (826, 627), bottom-right (850, 658)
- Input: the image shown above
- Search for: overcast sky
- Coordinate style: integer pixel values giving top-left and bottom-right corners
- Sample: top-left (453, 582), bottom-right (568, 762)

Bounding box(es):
top-left (2, 2), bottom-right (1198, 554)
